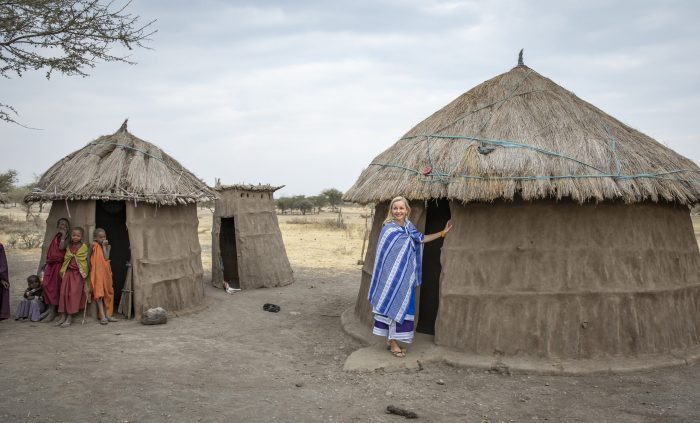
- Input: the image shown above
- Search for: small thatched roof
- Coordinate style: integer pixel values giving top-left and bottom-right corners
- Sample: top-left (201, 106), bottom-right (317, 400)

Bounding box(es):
top-left (25, 121), bottom-right (217, 205)
top-left (344, 56), bottom-right (700, 205)
top-left (212, 183), bottom-right (284, 193)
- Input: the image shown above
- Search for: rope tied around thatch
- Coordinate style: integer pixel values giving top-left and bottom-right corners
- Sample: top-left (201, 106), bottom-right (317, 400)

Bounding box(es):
top-left (372, 132), bottom-right (700, 185)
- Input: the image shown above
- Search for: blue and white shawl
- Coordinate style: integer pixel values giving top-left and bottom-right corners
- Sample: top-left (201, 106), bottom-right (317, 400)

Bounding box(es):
top-left (368, 219), bottom-right (424, 324)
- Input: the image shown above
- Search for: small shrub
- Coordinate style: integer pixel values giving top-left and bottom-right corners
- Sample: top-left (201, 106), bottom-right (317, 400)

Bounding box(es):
top-left (321, 219), bottom-right (346, 230)
top-left (333, 245), bottom-right (354, 256)
top-left (1, 215), bottom-right (44, 249)
top-left (12, 230), bottom-right (43, 249)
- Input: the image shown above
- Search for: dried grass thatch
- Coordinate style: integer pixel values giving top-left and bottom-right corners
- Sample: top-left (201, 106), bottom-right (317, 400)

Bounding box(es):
top-left (24, 121), bottom-right (217, 205)
top-left (345, 62), bottom-right (700, 205)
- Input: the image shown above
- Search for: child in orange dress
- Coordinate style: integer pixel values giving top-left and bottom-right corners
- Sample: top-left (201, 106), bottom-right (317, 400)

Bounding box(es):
top-left (89, 228), bottom-right (118, 325)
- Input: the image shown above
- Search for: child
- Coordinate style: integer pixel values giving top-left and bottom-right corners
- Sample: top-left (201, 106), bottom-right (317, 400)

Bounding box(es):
top-left (39, 218), bottom-right (70, 322)
top-left (56, 227), bottom-right (89, 328)
top-left (89, 228), bottom-right (118, 324)
top-left (15, 275), bottom-right (44, 321)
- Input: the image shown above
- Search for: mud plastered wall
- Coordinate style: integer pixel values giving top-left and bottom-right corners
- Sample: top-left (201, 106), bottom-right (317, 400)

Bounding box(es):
top-left (436, 200), bottom-right (700, 359)
top-left (127, 203), bottom-right (204, 318)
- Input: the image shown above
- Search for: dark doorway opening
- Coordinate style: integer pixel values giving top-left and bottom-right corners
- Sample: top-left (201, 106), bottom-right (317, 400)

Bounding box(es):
top-left (416, 198), bottom-right (451, 335)
top-left (219, 217), bottom-right (240, 289)
top-left (95, 200), bottom-right (130, 308)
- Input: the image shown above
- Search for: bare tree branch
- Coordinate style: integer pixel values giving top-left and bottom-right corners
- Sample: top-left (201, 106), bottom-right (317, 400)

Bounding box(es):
top-left (0, 0), bottom-right (156, 125)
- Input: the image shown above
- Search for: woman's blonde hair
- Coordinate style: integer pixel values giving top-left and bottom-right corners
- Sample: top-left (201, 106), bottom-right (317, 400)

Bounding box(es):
top-left (384, 196), bottom-right (411, 223)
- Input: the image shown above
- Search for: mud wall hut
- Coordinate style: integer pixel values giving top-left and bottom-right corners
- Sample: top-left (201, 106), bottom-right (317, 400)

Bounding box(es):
top-left (343, 56), bottom-right (700, 364)
top-left (25, 121), bottom-right (217, 318)
top-left (211, 184), bottom-right (293, 290)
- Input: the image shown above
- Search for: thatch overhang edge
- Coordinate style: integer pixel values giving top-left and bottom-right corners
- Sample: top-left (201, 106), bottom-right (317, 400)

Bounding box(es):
top-left (212, 184), bottom-right (285, 193)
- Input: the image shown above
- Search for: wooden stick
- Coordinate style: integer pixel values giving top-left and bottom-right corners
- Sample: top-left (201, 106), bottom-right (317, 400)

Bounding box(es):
top-left (125, 262), bottom-right (133, 319)
top-left (118, 262), bottom-right (133, 318)
top-left (81, 292), bottom-right (89, 325)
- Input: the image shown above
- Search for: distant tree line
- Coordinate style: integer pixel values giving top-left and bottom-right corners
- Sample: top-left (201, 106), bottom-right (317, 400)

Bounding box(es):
top-left (276, 188), bottom-right (344, 215)
top-left (0, 169), bottom-right (40, 210)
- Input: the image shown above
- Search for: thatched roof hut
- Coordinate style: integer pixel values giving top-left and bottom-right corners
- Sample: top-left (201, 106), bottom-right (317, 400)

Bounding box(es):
top-left (26, 121), bottom-right (217, 318)
top-left (26, 120), bottom-right (215, 205)
top-left (343, 56), bottom-right (700, 371)
top-left (211, 183), bottom-right (293, 290)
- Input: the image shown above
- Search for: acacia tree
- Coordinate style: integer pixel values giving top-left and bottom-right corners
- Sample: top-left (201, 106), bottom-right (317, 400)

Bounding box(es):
top-left (308, 194), bottom-right (327, 214)
top-left (0, 169), bottom-right (18, 192)
top-left (0, 0), bottom-right (155, 124)
top-left (275, 197), bottom-right (292, 214)
top-left (321, 188), bottom-right (343, 211)
top-left (294, 198), bottom-right (314, 215)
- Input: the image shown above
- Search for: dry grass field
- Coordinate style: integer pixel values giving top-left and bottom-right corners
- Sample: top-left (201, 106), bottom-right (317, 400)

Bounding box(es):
top-left (0, 203), bottom-right (699, 422)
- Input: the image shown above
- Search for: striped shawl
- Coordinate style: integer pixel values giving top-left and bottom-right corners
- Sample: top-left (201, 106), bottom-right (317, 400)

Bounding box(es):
top-left (368, 220), bottom-right (424, 323)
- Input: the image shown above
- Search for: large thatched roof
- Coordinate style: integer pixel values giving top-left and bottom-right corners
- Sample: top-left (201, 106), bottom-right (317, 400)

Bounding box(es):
top-left (344, 58), bottom-right (700, 205)
top-left (25, 121), bottom-right (217, 205)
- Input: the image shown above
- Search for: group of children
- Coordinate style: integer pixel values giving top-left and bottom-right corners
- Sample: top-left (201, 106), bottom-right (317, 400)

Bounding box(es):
top-left (12, 218), bottom-right (118, 327)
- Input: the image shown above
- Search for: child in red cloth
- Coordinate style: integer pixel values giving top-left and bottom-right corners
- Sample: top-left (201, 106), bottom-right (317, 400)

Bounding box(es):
top-left (39, 218), bottom-right (69, 322)
top-left (56, 227), bottom-right (88, 328)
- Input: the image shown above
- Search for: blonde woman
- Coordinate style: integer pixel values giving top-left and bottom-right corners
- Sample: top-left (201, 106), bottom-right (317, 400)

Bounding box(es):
top-left (368, 196), bottom-right (452, 357)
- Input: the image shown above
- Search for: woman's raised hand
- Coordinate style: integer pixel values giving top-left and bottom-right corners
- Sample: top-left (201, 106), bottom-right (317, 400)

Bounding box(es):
top-left (443, 220), bottom-right (453, 235)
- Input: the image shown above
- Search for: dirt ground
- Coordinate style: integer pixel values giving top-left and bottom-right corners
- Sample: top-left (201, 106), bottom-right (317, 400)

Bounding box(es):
top-left (1, 205), bottom-right (699, 422)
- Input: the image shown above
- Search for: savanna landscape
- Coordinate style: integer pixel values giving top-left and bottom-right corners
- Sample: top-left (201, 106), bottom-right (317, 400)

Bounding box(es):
top-left (1, 203), bottom-right (699, 422)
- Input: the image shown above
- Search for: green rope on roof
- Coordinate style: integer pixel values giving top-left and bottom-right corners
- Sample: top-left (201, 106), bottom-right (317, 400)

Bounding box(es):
top-left (369, 161), bottom-right (700, 184)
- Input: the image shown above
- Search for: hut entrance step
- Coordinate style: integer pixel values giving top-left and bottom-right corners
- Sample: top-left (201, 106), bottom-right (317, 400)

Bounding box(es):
top-left (219, 217), bottom-right (240, 289)
top-left (95, 200), bottom-right (131, 311)
top-left (417, 198), bottom-right (451, 335)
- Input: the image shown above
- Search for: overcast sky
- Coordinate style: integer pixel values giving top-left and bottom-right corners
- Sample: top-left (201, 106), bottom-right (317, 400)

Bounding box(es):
top-left (2, 0), bottom-right (699, 197)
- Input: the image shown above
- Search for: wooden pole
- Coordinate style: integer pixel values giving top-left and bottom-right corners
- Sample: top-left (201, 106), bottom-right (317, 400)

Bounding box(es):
top-left (358, 212), bottom-right (369, 265)
top-left (118, 262), bottom-right (133, 319)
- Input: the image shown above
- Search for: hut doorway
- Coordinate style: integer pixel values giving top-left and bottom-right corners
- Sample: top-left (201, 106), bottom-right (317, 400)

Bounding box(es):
top-left (219, 217), bottom-right (240, 289)
top-left (95, 201), bottom-right (131, 307)
top-left (417, 198), bottom-right (451, 335)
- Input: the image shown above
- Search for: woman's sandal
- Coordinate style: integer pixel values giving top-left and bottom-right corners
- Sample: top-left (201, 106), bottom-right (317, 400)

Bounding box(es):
top-left (386, 341), bottom-right (406, 352)
top-left (387, 341), bottom-right (406, 357)
top-left (390, 348), bottom-right (406, 358)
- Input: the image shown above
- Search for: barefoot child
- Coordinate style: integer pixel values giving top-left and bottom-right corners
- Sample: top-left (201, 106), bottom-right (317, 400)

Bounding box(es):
top-left (89, 228), bottom-right (118, 325)
top-left (39, 218), bottom-right (70, 322)
top-left (15, 275), bottom-right (44, 321)
top-left (56, 227), bottom-right (88, 328)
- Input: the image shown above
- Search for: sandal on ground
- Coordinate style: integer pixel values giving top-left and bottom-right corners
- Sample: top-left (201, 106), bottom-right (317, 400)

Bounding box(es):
top-left (100, 317), bottom-right (108, 325)
top-left (60, 321), bottom-right (71, 328)
top-left (106, 316), bottom-right (118, 322)
top-left (386, 341), bottom-right (406, 353)
top-left (263, 304), bottom-right (280, 313)
top-left (390, 348), bottom-right (406, 358)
